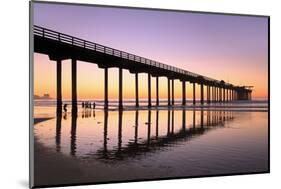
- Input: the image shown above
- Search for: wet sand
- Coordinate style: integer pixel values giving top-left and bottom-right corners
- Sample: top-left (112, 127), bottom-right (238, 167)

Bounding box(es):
top-left (33, 118), bottom-right (189, 186)
top-left (34, 118), bottom-right (84, 186)
top-left (33, 127), bottom-right (179, 187)
top-left (33, 117), bottom-right (151, 187)
top-left (32, 108), bottom-right (268, 187)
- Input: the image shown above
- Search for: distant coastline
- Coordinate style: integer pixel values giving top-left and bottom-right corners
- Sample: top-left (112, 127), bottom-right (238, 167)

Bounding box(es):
top-left (34, 94), bottom-right (52, 100)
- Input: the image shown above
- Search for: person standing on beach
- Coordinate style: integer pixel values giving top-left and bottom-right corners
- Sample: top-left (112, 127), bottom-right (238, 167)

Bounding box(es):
top-left (93, 102), bottom-right (96, 109)
top-left (63, 104), bottom-right (68, 112)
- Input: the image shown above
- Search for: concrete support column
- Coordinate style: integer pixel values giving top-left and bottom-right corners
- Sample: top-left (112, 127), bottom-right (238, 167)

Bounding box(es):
top-left (218, 87), bottom-right (220, 102)
top-left (207, 86), bottom-right (210, 104)
top-left (217, 87), bottom-right (219, 102)
top-left (206, 86), bottom-right (208, 104)
top-left (206, 86), bottom-right (209, 104)
top-left (71, 59), bottom-right (77, 111)
top-left (211, 86), bottom-right (214, 102)
top-left (213, 86), bottom-right (216, 102)
top-left (227, 89), bottom-right (230, 101)
top-left (220, 88), bottom-right (222, 102)
top-left (135, 73), bottom-right (139, 107)
top-left (193, 83), bottom-right (196, 105)
top-left (56, 60), bottom-right (62, 109)
top-left (227, 89), bottom-right (230, 102)
top-left (182, 81), bottom-right (186, 105)
top-left (148, 73), bottom-right (151, 107)
top-left (168, 78), bottom-right (170, 106)
top-left (119, 68), bottom-right (123, 109)
top-left (219, 88), bottom-right (222, 102)
top-left (200, 83), bottom-right (204, 104)
top-left (209, 86), bottom-right (211, 103)
top-left (214, 87), bottom-right (216, 103)
top-left (226, 89), bottom-right (228, 102)
top-left (223, 88), bottom-right (225, 102)
top-left (172, 79), bottom-right (174, 105)
top-left (104, 68), bottom-right (108, 109)
top-left (156, 76), bottom-right (159, 106)
top-left (216, 87), bottom-right (218, 102)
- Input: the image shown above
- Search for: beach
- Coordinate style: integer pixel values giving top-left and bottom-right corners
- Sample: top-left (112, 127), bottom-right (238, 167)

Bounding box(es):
top-left (33, 101), bottom-right (268, 187)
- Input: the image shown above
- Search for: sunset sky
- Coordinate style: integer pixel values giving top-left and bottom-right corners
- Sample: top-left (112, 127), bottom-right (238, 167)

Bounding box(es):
top-left (33, 2), bottom-right (268, 100)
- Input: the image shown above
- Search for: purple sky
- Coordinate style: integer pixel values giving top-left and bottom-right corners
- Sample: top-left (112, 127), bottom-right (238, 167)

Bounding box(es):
top-left (33, 2), bottom-right (268, 98)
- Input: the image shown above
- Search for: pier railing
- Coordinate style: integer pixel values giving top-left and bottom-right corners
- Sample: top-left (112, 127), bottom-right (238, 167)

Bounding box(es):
top-left (34, 25), bottom-right (229, 85)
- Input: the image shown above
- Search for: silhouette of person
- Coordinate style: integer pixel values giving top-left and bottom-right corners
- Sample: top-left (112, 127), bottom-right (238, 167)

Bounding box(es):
top-left (82, 101), bottom-right (84, 108)
top-left (63, 104), bottom-right (68, 112)
top-left (93, 102), bottom-right (96, 109)
top-left (89, 102), bottom-right (92, 109)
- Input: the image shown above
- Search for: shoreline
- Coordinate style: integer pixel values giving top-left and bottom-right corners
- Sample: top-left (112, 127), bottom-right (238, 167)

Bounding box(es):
top-left (34, 104), bottom-right (268, 110)
top-left (32, 111), bottom-right (268, 187)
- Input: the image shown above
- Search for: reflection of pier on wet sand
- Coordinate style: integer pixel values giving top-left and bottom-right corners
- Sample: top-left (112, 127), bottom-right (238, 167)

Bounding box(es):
top-left (34, 106), bottom-right (268, 187)
top-left (97, 110), bottom-right (234, 162)
top-left (55, 109), bottom-right (234, 161)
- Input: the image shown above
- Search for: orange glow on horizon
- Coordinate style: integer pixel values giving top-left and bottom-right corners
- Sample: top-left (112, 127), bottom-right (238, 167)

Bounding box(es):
top-left (34, 53), bottom-right (268, 100)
